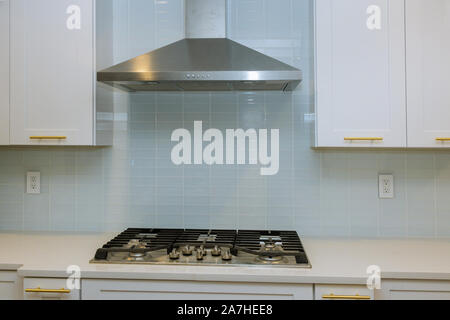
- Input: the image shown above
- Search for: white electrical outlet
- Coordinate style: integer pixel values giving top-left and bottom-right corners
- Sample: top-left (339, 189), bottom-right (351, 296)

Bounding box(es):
top-left (27, 172), bottom-right (41, 194)
top-left (379, 174), bottom-right (394, 199)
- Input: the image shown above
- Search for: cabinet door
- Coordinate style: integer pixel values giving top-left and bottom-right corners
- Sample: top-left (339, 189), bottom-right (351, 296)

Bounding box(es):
top-left (406, 0), bottom-right (450, 148)
top-left (315, 0), bottom-right (406, 148)
top-left (10, 0), bottom-right (94, 146)
top-left (0, 0), bottom-right (9, 145)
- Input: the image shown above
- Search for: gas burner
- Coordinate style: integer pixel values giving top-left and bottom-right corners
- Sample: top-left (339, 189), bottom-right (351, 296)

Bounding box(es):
top-left (124, 239), bottom-right (150, 261)
top-left (126, 239), bottom-right (148, 249)
top-left (256, 255), bottom-right (287, 263)
top-left (255, 243), bottom-right (286, 263)
top-left (127, 251), bottom-right (146, 261)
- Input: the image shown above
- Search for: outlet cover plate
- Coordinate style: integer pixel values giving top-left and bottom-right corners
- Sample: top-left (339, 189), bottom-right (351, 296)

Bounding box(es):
top-left (27, 172), bottom-right (41, 194)
top-left (379, 174), bottom-right (394, 199)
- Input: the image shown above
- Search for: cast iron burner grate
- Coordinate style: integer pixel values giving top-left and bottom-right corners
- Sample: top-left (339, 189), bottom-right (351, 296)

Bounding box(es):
top-left (94, 228), bottom-right (309, 265)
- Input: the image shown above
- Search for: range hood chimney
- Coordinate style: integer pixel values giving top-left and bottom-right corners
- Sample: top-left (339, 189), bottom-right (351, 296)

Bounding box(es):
top-left (97, 0), bottom-right (302, 92)
top-left (185, 0), bottom-right (227, 39)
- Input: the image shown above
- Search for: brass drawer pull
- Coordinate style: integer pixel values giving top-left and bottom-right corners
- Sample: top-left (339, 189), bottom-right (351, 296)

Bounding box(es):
top-left (322, 293), bottom-right (371, 300)
top-left (436, 138), bottom-right (450, 141)
top-left (25, 287), bottom-right (71, 294)
top-left (344, 137), bottom-right (383, 141)
top-left (29, 136), bottom-right (67, 140)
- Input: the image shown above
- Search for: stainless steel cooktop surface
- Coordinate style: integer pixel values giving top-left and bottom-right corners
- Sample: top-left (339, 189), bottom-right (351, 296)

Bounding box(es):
top-left (90, 228), bottom-right (311, 268)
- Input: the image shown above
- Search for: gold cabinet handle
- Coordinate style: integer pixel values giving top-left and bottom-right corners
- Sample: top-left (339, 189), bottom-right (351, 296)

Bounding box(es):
top-left (25, 287), bottom-right (71, 294)
top-left (29, 136), bottom-right (67, 140)
top-left (344, 137), bottom-right (383, 141)
top-left (436, 138), bottom-right (450, 141)
top-left (322, 293), bottom-right (371, 300)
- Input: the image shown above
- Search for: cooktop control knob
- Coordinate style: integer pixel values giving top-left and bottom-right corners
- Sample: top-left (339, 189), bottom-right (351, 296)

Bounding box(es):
top-left (169, 248), bottom-right (180, 260)
top-left (196, 250), bottom-right (204, 260)
top-left (211, 245), bottom-right (221, 256)
top-left (182, 246), bottom-right (193, 256)
top-left (221, 249), bottom-right (232, 261)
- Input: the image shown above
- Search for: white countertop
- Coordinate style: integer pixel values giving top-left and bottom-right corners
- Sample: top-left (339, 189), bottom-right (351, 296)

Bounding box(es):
top-left (1, 232), bottom-right (449, 284)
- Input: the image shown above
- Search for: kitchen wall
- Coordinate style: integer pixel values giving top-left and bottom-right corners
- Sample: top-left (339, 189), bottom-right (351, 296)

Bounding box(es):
top-left (0, 0), bottom-right (450, 238)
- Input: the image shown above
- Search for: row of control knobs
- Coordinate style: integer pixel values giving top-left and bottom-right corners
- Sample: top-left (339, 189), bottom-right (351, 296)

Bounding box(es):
top-left (169, 245), bottom-right (232, 261)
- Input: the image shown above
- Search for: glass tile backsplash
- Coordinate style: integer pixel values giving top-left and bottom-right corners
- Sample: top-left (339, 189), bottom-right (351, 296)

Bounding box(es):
top-left (0, 0), bottom-right (449, 237)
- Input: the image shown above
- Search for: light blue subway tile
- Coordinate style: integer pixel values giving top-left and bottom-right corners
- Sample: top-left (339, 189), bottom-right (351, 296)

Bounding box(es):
top-left (0, 203), bottom-right (23, 231)
top-left (408, 209), bottom-right (435, 238)
top-left (51, 204), bottom-right (76, 231)
top-left (76, 204), bottom-right (103, 232)
top-left (437, 211), bottom-right (450, 238)
top-left (24, 194), bottom-right (50, 231)
top-left (0, 150), bottom-right (23, 166)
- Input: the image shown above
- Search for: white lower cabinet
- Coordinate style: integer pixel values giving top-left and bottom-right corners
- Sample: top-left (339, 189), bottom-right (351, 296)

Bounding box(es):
top-left (315, 284), bottom-right (374, 300)
top-left (0, 271), bottom-right (22, 300)
top-left (23, 278), bottom-right (80, 300)
top-left (376, 280), bottom-right (450, 300)
top-left (81, 279), bottom-right (313, 300)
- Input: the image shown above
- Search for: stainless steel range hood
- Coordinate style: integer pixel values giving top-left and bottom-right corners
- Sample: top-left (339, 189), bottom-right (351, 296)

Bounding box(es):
top-left (97, 0), bottom-right (302, 92)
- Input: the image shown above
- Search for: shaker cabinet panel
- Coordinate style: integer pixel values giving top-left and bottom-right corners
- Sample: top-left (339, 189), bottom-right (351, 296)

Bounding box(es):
top-left (0, 271), bottom-right (21, 300)
top-left (315, 0), bottom-right (406, 148)
top-left (376, 280), bottom-right (450, 300)
top-left (10, 0), bottom-right (94, 146)
top-left (0, 0), bottom-right (9, 145)
top-left (406, 0), bottom-right (450, 148)
top-left (82, 279), bottom-right (314, 300)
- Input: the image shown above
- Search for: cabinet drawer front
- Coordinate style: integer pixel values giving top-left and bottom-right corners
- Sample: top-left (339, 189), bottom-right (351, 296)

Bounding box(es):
top-left (24, 278), bottom-right (80, 300)
top-left (0, 271), bottom-right (20, 300)
top-left (82, 279), bottom-right (313, 300)
top-left (315, 284), bottom-right (374, 300)
top-left (377, 280), bottom-right (450, 300)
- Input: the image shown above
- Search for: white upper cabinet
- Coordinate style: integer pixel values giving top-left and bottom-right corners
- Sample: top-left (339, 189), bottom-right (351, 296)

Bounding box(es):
top-left (315, 0), bottom-right (407, 148)
top-left (406, 0), bottom-right (450, 148)
top-left (0, 0), bottom-right (9, 145)
top-left (9, 0), bottom-right (112, 146)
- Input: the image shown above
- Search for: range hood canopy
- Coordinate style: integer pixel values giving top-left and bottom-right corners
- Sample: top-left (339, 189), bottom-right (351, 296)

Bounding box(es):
top-left (97, 0), bottom-right (302, 92)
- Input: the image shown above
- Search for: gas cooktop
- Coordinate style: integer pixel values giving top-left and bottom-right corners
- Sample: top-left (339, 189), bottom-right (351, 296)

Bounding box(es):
top-left (90, 228), bottom-right (311, 268)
